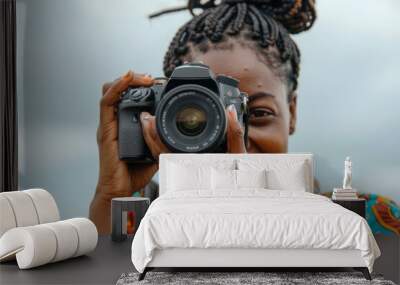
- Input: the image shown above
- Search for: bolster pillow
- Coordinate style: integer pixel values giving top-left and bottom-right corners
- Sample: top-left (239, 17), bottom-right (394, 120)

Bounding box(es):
top-left (0, 218), bottom-right (98, 269)
top-left (0, 189), bottom-right (60, 237)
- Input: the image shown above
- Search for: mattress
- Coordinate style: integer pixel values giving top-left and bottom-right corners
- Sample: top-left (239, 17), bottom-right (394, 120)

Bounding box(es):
top-left (131, 190), bottom-right (380, 273)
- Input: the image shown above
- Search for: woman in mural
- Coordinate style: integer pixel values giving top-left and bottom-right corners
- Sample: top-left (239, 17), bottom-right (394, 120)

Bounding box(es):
top-left (89, 0), bottom-right (317, 233)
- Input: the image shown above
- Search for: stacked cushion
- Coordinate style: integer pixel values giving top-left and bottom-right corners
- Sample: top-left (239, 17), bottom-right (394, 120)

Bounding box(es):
top-left (0, 218), bottom-right (97, 269)
top-left (0, 196), bottom-right (17, 237)
top-left (24, 188), bottom-right (60, 224)
top-left (0, 189), bottom-right (97, 269)
top-left (0, 189), bottom-right (59, 236)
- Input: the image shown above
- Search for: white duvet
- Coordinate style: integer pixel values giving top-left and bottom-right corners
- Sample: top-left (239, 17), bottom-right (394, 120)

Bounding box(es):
top-left (131, 190), bottom-right (380, 273)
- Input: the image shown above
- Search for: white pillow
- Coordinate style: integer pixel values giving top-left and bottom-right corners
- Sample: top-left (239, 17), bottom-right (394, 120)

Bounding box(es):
top-left (266, 162), bottom-right (308, 191)
top-left (236, 169), bottom-right (267, 189)
top-left (212, 168), bottom-right (237, 191)
top-left (211, 169), bottom-right (268, 191)
top-left (167, 158), bottom-right (236, 171)
top-left (237, 159), bottom-right (310, 192)
top-left (167, 162), bottom-right (211, 191)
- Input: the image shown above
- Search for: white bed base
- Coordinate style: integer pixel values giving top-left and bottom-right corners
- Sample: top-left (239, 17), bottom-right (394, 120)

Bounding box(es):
top-left (142, 248), bottom-right (371, 280)
top-left (148, 248), bottom-right (366, 268)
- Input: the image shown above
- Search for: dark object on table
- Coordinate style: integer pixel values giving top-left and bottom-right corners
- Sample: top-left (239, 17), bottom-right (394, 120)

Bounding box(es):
top-left (111, 197), bottom-right (150, 242)
top-left (332, 198), bottom-right (366, 218)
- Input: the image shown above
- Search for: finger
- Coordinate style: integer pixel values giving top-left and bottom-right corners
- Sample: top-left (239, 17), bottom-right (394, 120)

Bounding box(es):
top-left (140, 112), bottom-right (170, 160)
top-left (101, 71), bottom-right (153, 107)
top-left (102, 81), bottom-right (114, 96)
top-left (226, 104), bottom-right (247, 153)
top-left (100, 71), bottom-right (153, 125)
top-left (102, 72), bottom-right (153, 96)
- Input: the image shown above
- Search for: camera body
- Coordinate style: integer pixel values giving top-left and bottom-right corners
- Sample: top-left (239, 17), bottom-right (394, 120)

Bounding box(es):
top-left (118, 63), bottom-right (248, 163)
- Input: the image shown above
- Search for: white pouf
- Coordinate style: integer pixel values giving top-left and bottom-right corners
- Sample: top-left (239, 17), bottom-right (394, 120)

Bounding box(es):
top-left (0, 218), bottom-right (98, 269)
top-left (24, 188), bottom-right (60, 224)
top-left (0, 196), bottom-right (17, 237)
top-left (0, 189), bottom-right (98, 269)
top-left (0, 191), bottom-right (39, 227)
top-left (42, 221), bottom-right (79, 262)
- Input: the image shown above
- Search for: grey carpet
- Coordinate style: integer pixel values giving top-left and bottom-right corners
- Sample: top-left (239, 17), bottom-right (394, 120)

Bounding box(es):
top-left (117, 272), bottom-right (396, 285)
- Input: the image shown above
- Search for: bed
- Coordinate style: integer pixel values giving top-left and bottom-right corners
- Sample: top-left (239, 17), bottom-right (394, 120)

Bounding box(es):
top-left (131, 153), bottom-right (380, 280)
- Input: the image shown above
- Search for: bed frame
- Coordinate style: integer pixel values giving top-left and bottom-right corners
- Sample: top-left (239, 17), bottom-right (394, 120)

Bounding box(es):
top-left (138, 154), bottom-right (372, 281)
top-left (139, 249), bottom-right (371, 280)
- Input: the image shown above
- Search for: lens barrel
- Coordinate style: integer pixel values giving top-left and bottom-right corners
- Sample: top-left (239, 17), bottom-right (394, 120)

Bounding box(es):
top-left (155, 84), bottom-right (226, 153)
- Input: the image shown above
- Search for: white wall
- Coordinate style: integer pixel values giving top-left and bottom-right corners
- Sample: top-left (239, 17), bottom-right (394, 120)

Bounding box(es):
top-left (17, 0), bottom-right (400, 218)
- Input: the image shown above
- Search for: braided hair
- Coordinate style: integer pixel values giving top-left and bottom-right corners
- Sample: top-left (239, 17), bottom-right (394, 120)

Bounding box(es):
top-left (153, 0), bottom-right (316, 95)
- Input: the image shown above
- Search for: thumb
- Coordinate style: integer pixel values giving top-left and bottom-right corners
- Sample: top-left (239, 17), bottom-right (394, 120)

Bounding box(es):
top-left (226, 104), bottom-right (246, 153)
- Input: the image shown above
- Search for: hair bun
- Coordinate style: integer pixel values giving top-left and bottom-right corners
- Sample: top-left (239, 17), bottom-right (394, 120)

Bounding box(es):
top-left (192, 0), bottom-right (316, 34)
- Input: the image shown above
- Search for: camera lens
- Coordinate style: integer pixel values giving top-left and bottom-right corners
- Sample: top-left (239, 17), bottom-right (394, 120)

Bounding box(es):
top-left (155, 84), bottom-right (227, 153)
top-left (175, 106), bottom-right (207, 137)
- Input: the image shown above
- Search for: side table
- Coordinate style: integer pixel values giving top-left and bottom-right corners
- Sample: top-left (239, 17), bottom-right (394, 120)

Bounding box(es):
top-left (332, 198), bottom-right (366, 218)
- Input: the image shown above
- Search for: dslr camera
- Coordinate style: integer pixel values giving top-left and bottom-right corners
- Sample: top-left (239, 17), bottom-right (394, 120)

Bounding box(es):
top-left (118, 63), bottom-right (248, 163)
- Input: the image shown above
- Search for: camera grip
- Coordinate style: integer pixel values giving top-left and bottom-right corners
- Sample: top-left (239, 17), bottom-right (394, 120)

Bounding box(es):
top-left (118, 110), bottom-right (154, 163)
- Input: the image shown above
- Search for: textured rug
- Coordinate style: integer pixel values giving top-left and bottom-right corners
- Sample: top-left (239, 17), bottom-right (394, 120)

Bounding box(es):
top-left (117, 271), bottom-right (396, 285)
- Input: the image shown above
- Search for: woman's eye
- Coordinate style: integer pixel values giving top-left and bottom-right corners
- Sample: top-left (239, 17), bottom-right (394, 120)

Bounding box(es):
top-left (249, 108), bottom-right (276, 119)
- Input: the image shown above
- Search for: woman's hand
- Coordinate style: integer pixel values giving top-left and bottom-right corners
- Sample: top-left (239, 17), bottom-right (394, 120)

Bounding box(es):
top-left (90, 69), bottom-right (246, 233)
top-left (90, 71), bottom-right (162, 234)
